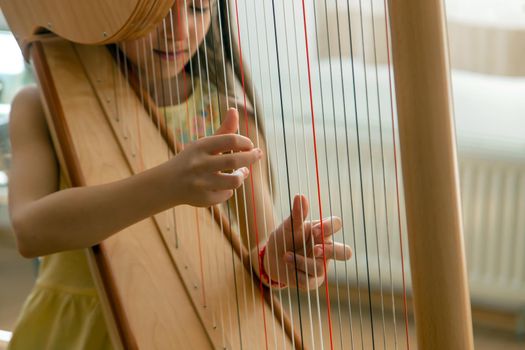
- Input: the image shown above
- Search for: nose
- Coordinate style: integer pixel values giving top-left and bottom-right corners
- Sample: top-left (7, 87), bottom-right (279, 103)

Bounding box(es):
top-left (165, 4), bottom-right (189, 41)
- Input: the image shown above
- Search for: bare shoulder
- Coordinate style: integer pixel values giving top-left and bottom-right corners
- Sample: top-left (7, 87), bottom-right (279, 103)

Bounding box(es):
top-left (10, 85), bottom-right (48, 138)
top-left (9, 85), bottom-right (59, 208)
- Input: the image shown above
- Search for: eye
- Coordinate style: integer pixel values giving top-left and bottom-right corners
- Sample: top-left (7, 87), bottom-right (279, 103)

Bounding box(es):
top-left (190, 5), bottom-right (210, 14)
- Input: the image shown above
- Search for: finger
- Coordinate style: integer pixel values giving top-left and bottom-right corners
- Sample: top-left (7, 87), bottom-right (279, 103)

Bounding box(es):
top-left (282, 195), bottom-right (310, 248)
top-left (300, 219), bottom-right (321, 255)
top-left (200, 190), bottom-right (234, 207)
top-left (207, 148), bottom-right (262, 172)
top-left (214, 108), bottom-right (239, 135)
top-left (292, 194), bottom-right (309, 232)
top-left (206, 167), bottom-right (250, 190)
top-left (312, 216), bottom-right (343, 242)
top-left (284, 252), bottom-right (324, 277)
top-left (313, 242), bottom-right (352, 260)
top-left (199, 134), bottom-right (254, 154)
top-left (295, 271), bottom-right (325, 291)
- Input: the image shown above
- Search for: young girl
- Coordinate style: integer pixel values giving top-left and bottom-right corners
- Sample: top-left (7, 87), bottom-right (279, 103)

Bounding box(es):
top-left (7, 0), bottom-right (352, 348)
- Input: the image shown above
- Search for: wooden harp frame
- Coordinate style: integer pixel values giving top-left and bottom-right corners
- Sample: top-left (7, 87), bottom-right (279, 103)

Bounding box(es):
top-left (1, 0), bottom-right (474, 348)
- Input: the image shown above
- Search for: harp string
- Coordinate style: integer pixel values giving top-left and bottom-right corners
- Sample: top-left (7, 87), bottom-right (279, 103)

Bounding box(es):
top-left (367, 0), bottom-right (400, 347)
top-left (297, 1), bottom-right (337, 349)
top-left (269, 0), bottom-right (319, 347)
top-left (359, 0), bottom-right (390, 345)
top-left (289, 2), bottom-right (327, 347)
top-left (161, 16), bottom-right (181, 251)
top-left (193, 2), bottom-right (223, 332)
top-left (239, 0), bottom-right (283, 347)
top-left (271, 1), bottom-right (303, 347)
top-left (199, 3), bottom-right (239, 336)
top-left (226, 3), bottom-right (259, 346)
top-left (114, 44), bottom-right (124, 128)
top-left (211, 1), bottom-right (235, 346)
top-left (252, 1), bottom-right (292, 347)
top-left (121, 43), bottom-right (137, 164)
top-left (147, 30), bottom-right (172, 254)
top-left (382, 0), bottom-right (411, 346)
top-left (204, 3), bottom-right (235, 340)
top-left (154, 26), bottom-right (176, 248)
top-left (316, 0), bottom-right (350, 347)
top-left (356, 0), bottom-right (384, 345)
top-left (256, 2), bottom-right (300, 347)
top-left (191, 0), bottom-right (221, 327)
top-left (133, 44), bottom-right (146, 172)
top-left (172, 1), bottom-right (189, 270)
top-left (279, 1), bottom-right (321, 348)
top-left (218, 1), bottom-right (260, 346)
top-left (140, 40), bottom-right (154, 140)
top-left (226, 10), bottom-right (265, 350)
top-left (339, 0), bottom-right (378, 346)
top-left (221, 1), bottom-right (258, 347)
top-left (329, 0), bottom-right (364, 347)
top-left (354, 0), bottom-right (386, 346)
top-left (247, 0), bottom-right (295, 347)
top-left (167, 8), bottom-right (185, 154)
top-left (185, 0), bottom-right (212, 312)
top-left (211, 1), bottom-right (245, 346)
top-left (232, 0), bottom-right (273, 347)
top-left (264, 0), bottom-right (299, 347)
top-left (148, 33), bottom-right (160, 129)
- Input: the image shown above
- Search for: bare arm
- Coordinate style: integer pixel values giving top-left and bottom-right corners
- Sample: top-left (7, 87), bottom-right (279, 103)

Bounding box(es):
top-left (9, 87), bottom-right (260, 258)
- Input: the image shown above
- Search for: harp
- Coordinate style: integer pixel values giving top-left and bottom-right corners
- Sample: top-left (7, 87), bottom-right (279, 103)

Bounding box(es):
top-left (1, 0), bottom-right (474, 349)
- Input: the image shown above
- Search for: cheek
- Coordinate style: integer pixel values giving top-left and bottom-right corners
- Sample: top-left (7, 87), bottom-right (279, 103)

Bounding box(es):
top-left (189, 15), bottom-right (211, 50)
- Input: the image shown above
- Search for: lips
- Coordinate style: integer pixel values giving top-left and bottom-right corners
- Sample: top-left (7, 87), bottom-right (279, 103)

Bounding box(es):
top-left (153, 48), bottom-right (188, 61)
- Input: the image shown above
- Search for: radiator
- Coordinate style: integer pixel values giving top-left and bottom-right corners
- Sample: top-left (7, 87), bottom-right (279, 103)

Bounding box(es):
top-left (460, 155), bottom-right (525, 309)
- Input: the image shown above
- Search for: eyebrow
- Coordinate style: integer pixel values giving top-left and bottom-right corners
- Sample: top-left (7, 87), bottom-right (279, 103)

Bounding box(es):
top-left (199, 0), bottom-right (215, 8)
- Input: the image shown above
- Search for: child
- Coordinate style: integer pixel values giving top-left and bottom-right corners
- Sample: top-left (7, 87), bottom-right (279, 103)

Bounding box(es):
top-left (7, 0), bottom-right (352, 348)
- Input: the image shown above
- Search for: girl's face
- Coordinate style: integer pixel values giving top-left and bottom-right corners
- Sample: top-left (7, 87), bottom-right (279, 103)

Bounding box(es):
top-left (122, 0), bottom-right (213, 80)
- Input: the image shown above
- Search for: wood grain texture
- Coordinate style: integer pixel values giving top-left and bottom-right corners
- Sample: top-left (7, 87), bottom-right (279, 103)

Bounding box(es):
top-left (0, 0), bottom-right (172, 49)
top-left (32, 38), bottom-right (296, 349)
top-left (36, 39), bottom-right (213, 349)
top-left (388, 0), bottom-right (475, 348)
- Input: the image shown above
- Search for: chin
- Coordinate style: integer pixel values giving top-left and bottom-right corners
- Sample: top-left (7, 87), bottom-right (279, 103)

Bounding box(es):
top-left (152, 59), bottom-right (186, 79)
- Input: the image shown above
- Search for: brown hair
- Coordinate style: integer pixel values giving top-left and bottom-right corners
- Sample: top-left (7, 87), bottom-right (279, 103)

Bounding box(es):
top-left (190, 0), bottom-right (273, 194)
top-left (189, 0), bottom-right (263, 127)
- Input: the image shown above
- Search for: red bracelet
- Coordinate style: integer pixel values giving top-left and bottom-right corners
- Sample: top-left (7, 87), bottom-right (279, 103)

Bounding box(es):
top-left (258, 245), bottom-right (287, 289)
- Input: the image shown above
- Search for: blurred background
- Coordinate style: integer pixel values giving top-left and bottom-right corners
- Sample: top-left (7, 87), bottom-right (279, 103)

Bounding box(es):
top-left (0, 0), bottom-right (524, 349)
top-left (0, 8), bottom-right (35, 350)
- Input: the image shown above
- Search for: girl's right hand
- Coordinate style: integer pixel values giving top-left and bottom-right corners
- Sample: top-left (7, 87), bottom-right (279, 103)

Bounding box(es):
top-left (161, 108), bottom-right (261, 207)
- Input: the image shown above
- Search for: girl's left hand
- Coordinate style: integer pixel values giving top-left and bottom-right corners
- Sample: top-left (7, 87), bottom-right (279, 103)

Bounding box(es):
top-left (258, 194), bottom-right (352, 290)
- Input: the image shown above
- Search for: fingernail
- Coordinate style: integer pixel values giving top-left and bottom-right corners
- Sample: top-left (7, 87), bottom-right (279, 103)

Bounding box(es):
top-left (241, 167), bottom-right (249, 176)
top-left (346, 246), bottom-right (353, 259)
top-left (285, 253), bottom-right (294, 263)
top-left (314, 247), bottom-right (323, 257)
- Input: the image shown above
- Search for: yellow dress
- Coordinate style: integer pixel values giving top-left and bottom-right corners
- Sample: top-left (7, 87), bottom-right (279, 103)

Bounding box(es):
top-left (8, 79), bottom-right (220, 350)
top-left (7, 249), bottom-right (112, 349)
